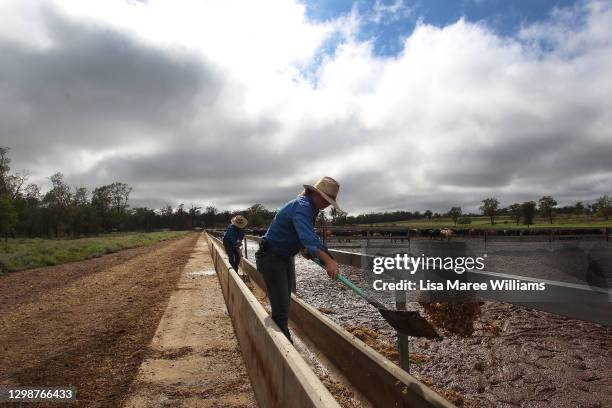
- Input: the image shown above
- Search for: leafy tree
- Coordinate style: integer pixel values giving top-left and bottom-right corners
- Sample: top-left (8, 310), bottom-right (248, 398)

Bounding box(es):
top-left (14, 183), bottom-right (43, 237)
top-left (448, 207), bottom-right (462, 227)
top-left (174, 203), bottom-right (190, 229)
top-left (595, 194), bottom-right (611, 220)
top-left (69, 187), bottom-right (92, 235)
top-left (109, 182), bottom-right (132, 230)
top-left (508, 203), bottom-right (522, 225)
top-left (0, 146), bottom-right (13, 198)
top-left (330, 207), bottom-right (338, 224)
top-left (0, 197), bottom-right (17, 241)
top-left (538, 196), bottom-right (557, 224)
top-left (245, 203), bottom-right (270, 227)
top-left (109, 182), bottom-right (132, 215)
top-left (90, 182), bottom-right (131, 231)
top-left (188, 204), bottom-right (202, 229)
top-left (424, 210), bottom-right (433, 220)
top-left (73, 187), bottom-right (89, 206)
top-left (204, 206), bottom-right (218, 228)
top-left (24, 183), bottom-right (41, 202)
top-left (43, 173), bottom-right (72, 237)
top-left (521, 201), bottom-right (537, 227)
top-left (0, 146), bottom-right (11, 197)
top-left (480, 197), bottom-right (500, 225)
top-left (317, 210), bottom-right (328, 236)
top-left (0, 147), bottom-right (28, 200)
top-left (334, 209), bottom-right (348, 226)
top-left (129, 207), bottom-right (156, 231)
top-left (159, 205), bottom-right (174, 229)
top-left (92, 185), bottom-right (113, 229)
top-left (585, 203), bottom-right (594, 218)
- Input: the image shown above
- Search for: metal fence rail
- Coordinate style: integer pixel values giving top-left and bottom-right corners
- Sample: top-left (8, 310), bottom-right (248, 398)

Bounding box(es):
top-left (229, 234), bottom-right (454, 408)
top-left (323, 248), bottom-right (612, 326)
top-left (243, 235), bottom-right (611, 325)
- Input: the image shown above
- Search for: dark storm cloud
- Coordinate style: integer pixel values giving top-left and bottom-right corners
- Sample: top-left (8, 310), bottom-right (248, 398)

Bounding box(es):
top-left (427, 133), bottom-right (612, 193)
top-left (0, 4), bottom-right (222, 168)
top-left (67, 135), bottom-right (346, 210)
top-left (424, 98), bottom-right (612, 199)
top-left (66, 110), bottom-right (384, 211)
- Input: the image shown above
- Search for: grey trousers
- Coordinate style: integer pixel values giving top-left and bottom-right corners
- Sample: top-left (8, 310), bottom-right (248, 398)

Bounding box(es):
top-left (223, 238), bottom-right (240, 271)
top-left (255, 249), bottom-right (296, 341)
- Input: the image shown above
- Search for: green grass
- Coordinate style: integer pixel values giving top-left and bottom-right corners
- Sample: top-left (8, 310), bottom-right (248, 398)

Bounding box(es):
top-left (0, 231), bottom-right (191, 273)
top-left (360, 215), bottom-right (612, 229)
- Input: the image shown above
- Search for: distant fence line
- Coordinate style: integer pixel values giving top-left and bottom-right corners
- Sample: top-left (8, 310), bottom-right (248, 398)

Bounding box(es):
top-left (231, 226), bottom-right (611, 243)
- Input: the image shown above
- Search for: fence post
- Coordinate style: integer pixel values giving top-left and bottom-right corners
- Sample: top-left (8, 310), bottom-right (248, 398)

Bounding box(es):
top-left (407, 229), bottom-right (411, 253)
top-left (484, 230), bottom-right (487, 253)
top-left (244, 237), bottom-right (248, 259)
top-left (322, 218), bottom-right (327, 245)
top-left (394, 289), bottom-right (409, 373)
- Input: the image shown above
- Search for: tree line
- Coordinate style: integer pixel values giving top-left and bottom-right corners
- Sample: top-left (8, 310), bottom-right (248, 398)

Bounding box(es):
top-left (1, 146), bottom-right (610, 239)
top-left (448, 195), bottom-right (611, 227)
top-left (0, 147), bottom-right (272, 239)
top-left (336, 195), bottom-right (610, 227)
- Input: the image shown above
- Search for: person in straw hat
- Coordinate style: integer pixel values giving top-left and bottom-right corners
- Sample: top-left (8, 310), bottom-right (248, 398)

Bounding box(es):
top-left (223, 215), bottom-right (248, 272)
top-left (256, 176), bottom-right (340, 342)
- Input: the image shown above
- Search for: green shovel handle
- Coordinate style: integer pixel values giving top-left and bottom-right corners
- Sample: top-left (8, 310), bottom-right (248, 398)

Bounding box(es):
top-left (336, 274), bottom-right (370, 302)
top-left (312, 257), bottom-right (370, 302)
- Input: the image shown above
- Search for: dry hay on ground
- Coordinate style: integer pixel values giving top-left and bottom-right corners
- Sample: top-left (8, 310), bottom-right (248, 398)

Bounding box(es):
top-left (420, 377), bottom-right (474, 407)
top-left (419, 302), bottom-right (482, 336)
top-left (343, 325), bottom-right (431, 364)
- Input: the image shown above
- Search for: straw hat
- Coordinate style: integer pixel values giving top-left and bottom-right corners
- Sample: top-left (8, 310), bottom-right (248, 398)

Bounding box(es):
top-left (303, 176), bottom-right (341, 210)
top-left (231, 215), bottom-right (248, 228)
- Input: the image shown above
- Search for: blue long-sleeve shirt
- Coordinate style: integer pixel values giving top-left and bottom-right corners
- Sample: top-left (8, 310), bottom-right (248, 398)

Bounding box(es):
top-left (223, 224), bottom-right (244, 249)
top-left (263, 195), bottom-right (328, 258)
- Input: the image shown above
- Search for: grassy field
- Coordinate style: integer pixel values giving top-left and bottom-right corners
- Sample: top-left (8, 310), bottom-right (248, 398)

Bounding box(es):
top-left (361, 215), bottom-right (612, 229)
top-left (0, 231), bottom-right (191, 273)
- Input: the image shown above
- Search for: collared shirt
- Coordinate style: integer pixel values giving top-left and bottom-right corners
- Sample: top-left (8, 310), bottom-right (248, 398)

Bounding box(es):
top-left (223, 223), bottom-right (244, 248)
top-left (263, 195), bottom-right (328, 257)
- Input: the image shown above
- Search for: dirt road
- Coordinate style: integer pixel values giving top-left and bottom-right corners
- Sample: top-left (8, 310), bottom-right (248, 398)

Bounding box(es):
top-left (0, 233), bottom-right (199, 407)
top-left (123, 235), bottom-right (256, 407)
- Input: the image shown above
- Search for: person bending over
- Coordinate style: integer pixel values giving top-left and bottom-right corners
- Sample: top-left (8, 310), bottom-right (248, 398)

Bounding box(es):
top-left (256, 177), bottom-right (340, 342)
top-left (223, 215), bottom-right (248, 272)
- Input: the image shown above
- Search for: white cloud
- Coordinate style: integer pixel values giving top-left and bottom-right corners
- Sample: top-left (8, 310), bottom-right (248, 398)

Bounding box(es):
top-left (371, 0), bottom-right (412, 24)
top-left (1, 0), bottom-right (611, 212)
top-left (0, 0), bottom-right (54, 49)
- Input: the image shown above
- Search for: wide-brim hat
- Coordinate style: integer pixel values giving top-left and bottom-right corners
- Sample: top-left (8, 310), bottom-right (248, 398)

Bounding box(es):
top-left (303, 176), bottom-right (341, 210)
top-left (231, 215), bottom-right (248, 228)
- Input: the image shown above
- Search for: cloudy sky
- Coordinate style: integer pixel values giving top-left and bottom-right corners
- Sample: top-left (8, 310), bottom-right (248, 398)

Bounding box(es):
top-left (1, 0), bottom-right (611, 214)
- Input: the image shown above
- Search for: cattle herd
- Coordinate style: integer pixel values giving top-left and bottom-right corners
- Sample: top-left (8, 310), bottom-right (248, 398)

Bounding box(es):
top-left (246, 227), bottom-right (610, 242)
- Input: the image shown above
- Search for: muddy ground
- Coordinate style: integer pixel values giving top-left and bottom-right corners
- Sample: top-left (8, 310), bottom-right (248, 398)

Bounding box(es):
top-left (245, 240), bottom-right (612, 408)
top-left (0, 233), bottom-right (199, 407)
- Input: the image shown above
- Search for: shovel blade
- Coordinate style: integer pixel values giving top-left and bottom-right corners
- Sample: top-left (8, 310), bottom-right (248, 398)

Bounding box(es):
top-left (378, 309), bottom-right (440, 339)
